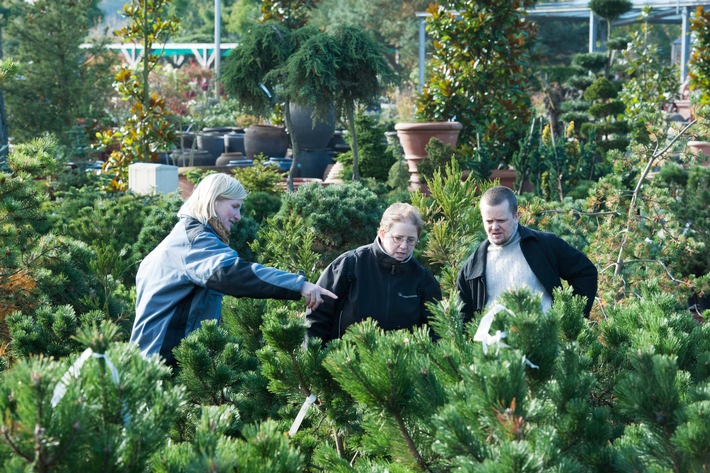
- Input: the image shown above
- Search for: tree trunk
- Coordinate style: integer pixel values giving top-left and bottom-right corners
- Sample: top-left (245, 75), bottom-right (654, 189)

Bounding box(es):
top-left (285, 101), bottom-right (297, 192)
top-left (347, 106), bottom-right (359, 181)
top-left (0, 23), bottom-right (9, 170)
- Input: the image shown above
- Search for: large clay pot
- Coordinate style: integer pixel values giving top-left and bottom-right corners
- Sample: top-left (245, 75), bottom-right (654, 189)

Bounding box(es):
top-left (688, 141), bottom-right (710, 165)
top-left (395, 121), bottom-right (463, 191)
top-left (244, 125), bottom-right (289, 159)
top-left (289, 103), bottom-right (336, 150)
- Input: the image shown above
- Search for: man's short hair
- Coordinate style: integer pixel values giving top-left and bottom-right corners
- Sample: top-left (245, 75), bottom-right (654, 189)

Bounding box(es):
top-left (481, 186), bottom-right (518, 214)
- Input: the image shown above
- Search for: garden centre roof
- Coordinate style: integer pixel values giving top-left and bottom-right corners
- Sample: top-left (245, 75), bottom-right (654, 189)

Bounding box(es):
top-left (529, 0), bottom-right (710, 25)
top-left (416, 0), bottom-right (710, 91)
top-left (79, 43), bottom-right (238, 68)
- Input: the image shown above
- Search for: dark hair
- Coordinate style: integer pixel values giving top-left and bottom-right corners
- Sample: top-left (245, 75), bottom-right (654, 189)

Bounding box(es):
top-left (481, 186), bottom-right (518, 214)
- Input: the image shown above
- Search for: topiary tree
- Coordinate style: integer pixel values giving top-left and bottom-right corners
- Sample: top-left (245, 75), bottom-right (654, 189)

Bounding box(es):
top-left (286, 25), bottom-right (397, 181)
top-left (581, 76), bottom-right (630, 153)
top-left (223, 22), bottom-right (397, 187)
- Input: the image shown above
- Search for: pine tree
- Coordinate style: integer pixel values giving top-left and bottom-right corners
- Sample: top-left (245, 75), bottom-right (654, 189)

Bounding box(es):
top-left (0, 322), bottom-right (185, 471)
top-left (3, 0), bottom-right (114, 146)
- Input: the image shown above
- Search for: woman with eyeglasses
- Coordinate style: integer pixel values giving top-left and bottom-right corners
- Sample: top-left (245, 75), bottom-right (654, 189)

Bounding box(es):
top-left (306, 202), bottom-right (442, 345)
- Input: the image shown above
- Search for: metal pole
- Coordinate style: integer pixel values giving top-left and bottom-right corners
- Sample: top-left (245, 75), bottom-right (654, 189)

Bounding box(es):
top-left (589, 11), bottom-right (597, 53)
top-left (214, 0), bottom-right (221, 101)
top-left (418, 15), bottom-right (426, 93)
top-left (680, 5), bottom-right (691, 84)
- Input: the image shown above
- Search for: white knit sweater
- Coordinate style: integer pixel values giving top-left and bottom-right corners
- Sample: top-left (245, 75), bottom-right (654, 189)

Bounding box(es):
top-left (484, 228), bottom-right (552, 312)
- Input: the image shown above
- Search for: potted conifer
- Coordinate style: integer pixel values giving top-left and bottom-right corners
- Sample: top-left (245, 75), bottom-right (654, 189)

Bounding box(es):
top-left (221, 23), bottom-right (396, 190)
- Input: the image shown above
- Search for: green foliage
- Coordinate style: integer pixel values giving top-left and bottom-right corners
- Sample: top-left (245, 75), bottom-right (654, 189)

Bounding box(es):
top-left (6, 305), bottom-right (107, 360)
top-left (3, 0), bottom-right (115, 146)
top-left (656, 164), bottom-right (710, 279)
top-left (286, 25), bottom-right (397, 180)
top-left (222, 22), bottom-right (302, 118)
top-left (572, 52), bottom-right (609, 72)
top-left (689, 6), bottom-right (710, 106)
top-left (589, 0), bottom-right (633, 43)
top-left (584, 77), bottom-right (619, 101)
top-left (307, 0), bottom-right (431, 84)
top-left (259, 182), bottom-right (384, 267)
top-left (0, 327), bottom-right (185, 471)
top-left (257, 305), bottom-right (329, 406)
top-left (223, 20), bottom-right (396, 183)
top-left (220, 297), bottom-right (283, 424)
top-left (260, 0), bottom-right (319, 30)
top-left (417, 137), bottom-right (457, 184)
top-left (97, 0), bottom-right (180, 191)
top-left (50, 189), bottom-right (155, 290)
top-left (132, 192), bottom-right (183, 263)
top-left (232, 156), bottom-right (285, 194)
top-left (418, 0), bottom-right (537, 160)
top-left (512, 119), bottom-right (607, 201)
top-left (174, 320), bottom-right (251, 406)
top-left (411, 160), bottom-right (489, 293)
top-left (0, 141), bottom-right (107, 318)
top-left (335, 112), bottom-right (395, 181)
top-left (242, 191), bottom-right (283, 224)
top-left (386, 158), bottom-right (410, 193)
top-left (228, 215), bottom-right (260, 262)
top-left (250, 211), bottom-right (321, 281)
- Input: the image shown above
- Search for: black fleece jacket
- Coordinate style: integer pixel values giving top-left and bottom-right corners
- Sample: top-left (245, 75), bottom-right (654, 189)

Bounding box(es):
top-left (306, 238), bottom-right (442, 344)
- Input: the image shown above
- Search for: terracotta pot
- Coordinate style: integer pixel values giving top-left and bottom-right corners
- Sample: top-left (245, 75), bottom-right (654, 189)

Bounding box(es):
top-left (687, 141), bottom-right (710, 165)
top-left (244, 125), bottom-right (289, 159)
top-left (395, 121), bottom-right (463, 191)
top-left (490, 169), bottom-right (517, 190)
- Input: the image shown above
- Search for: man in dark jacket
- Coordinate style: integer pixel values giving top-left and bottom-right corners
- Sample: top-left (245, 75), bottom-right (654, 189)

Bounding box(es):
top-left (456, 186), bottom-right (597, 322)
top-left (307, 203), bottom-right (441, 344)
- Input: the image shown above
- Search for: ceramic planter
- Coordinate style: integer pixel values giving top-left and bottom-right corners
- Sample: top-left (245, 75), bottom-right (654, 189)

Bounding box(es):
top-left (244, 125), bottom-right (289, 159)
top-left (394, 121), bottom-right (463, 191)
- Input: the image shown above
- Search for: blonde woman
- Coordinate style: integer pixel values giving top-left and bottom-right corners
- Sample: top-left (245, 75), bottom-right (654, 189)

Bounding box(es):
top-left (131, 173), bottom-right (335, 366)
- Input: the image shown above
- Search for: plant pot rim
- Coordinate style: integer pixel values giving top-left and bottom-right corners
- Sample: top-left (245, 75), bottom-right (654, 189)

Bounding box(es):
top-left (246, 124), bottom-right (285, 130)
top-left (395, 121), bottom-right (463, 132)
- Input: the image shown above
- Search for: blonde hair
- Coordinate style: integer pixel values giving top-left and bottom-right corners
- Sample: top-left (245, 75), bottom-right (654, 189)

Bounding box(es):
top-left (378, 202), bottom-right (423, 236)
top-left (178, 173), bottom-right (248, 224)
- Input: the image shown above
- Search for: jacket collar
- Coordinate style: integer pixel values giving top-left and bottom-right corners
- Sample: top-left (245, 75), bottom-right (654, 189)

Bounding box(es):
top-left (373, 236), bottom-right (412, 272)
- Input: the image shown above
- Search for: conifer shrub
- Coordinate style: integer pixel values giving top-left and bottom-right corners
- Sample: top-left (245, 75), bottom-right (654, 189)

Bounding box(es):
top-left (335, 113), bottom-right (396, 182)
top-left (6, 305), bottom-right (107, 360)
top-left (0, 323), bottom-right (184, 471)
top-left (1, 138), bottom-right (106, 318)
top-left (258, 182), bottom-right (384, 267)
top-left (131, 192), bottom-right (183, 264)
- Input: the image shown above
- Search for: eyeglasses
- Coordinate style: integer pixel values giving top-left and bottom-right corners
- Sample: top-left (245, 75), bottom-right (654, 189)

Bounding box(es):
top-left (387, 233), bottom-right (418, 246)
